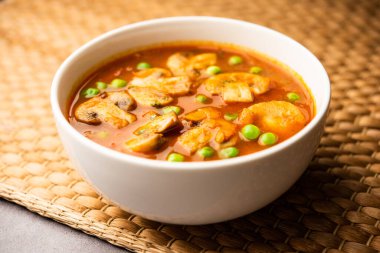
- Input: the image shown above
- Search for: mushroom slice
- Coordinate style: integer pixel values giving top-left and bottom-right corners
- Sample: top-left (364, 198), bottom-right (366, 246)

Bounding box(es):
top-left (189, 53), bottom-right (217, 71)
top-left (96, 101), bottom-right (136, 128)
top-left (130, 68), bottom-right (172, 88)
top-left (75, 98), bottom-right (136, 128)
top-left (167, 53), bottom-right (188, 76)
top-left (134, 111), bottom-right (180, 135)
top-left (250, 76), bottom-right (270, 95)
top-left (177, 126), bottom-right (213, 154)
top-left (177, 118), bottom-right (237, 153)
top-left (143, 111), bottom-right (160, 120)
top-left (159, 76), bottom-right (191, 96)
top-left (127, 86), bottom-right (173, 107)
top-left (201, 118), bottom-right (237, 143)
top-left (247, 101), bottom-right (306, 136)
top-left (124, 133), bottom-right (164, 153)
top-left (167, 52), bottom-right (217, 79)
top-left (210, 134), bottom-right (238, 150)
top-left (75, 98), bottom-right (102, 125)
top-left (204, 72), bottom-right (270, 96)
top-left (222, 82), bottom-right (253, 103)
top-left (238, 108), bottom-right (255, 125)
top-left (105, 91), bottom-right (135, 111)
top-left (184, 107), bottom-right (222, 122)
top-left (130, 70), bottom-right (191, 96)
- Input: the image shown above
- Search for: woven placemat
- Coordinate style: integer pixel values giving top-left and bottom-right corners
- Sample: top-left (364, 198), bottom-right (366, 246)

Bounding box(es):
top-left (1, 0), bottom-right (380, 252)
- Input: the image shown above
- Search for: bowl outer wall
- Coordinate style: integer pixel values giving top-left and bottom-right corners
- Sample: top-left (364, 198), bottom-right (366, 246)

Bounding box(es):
top-left (56, 117), bottom-right (325, 224)
top-left (51, 17), bottom-right (330, 224)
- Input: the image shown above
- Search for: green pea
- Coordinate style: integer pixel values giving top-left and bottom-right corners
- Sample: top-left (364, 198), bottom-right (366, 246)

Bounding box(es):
top-left (137, 62), bottom-right (151, 70)
top-left (287, 92), bottom-right (300, 102)
top-left (228, 56), bottom-right (243, 65)
top-left (96, 81), bottom-right (107, 89)
top-left (196, 94), bottom-right (209, 103)
top-left (197, 146), bottom-right (215, 158)
top-left (250, 66), bottom-right (262, 74)
top-left (167, 153), bottom-right (185, 162)
top-left (82, 88), bottom-right (100, 98)
top-left (206, 65), bottom-right (221, 76)
top-left (224, 113), bottom-right (238, 121)
top-left (220, 147), bottom-right (239, 159)
top-left (241, 124), bottom-right (260, 140)
top-left (258, 132), bottom-right (278, 146)
top-left (110, 78), bottom-right (127, 88)
top-left (162, 106), bottom-right (182, 115)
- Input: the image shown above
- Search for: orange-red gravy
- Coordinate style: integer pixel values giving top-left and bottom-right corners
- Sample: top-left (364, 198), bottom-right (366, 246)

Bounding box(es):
top-left (68, 43), bottom-right (314, 161)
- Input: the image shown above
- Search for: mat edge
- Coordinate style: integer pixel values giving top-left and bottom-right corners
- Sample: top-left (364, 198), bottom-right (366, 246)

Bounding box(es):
top-left (0, 183), bottom-right (172, 253)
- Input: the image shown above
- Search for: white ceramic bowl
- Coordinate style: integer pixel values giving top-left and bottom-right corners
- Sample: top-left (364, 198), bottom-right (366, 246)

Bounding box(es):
top-left (51, 17), bottom-right (330, 225)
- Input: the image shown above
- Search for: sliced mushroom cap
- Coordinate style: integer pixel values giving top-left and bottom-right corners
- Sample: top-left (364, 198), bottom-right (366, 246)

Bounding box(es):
top-left (184, 107), bottom-right (222, 122)
top-left (74, 98), bottom-right (102, 125)
top-left (177, 117), bottom-right (238, 153)
top-left (222, 82), bottom-right (253, 103)
top-left (167, 52), bottom-right (217, 79)
top-left (130, 73), bottom-right (163, 89)
top-left (250, 76), bottom-right (270, 95)
top-left (159, 76), bottom-right (191, 96)
top-left (143, 111), bottom-right (160, 120)
top-left (204, 72), bottom-right (271, 98)
top-left (105, 91), bottom-right (135, 111)
top-left (75, 98), bottom-right (136, 129)
top-left (130, 68), bottom-right (172, 88)
top-left (130, 69), bottom-right (191, 96)
top-left (127, 86), bottom-right (173, 107)
top-left (177, 126), bottom-right (213, 154)
top-left (134, 111), bottom-right (180, 135)
top-left (96, 101), bottom-right (136, 128)
top-left (178, 107), bottom-right (237, 153)
top-left (189, 53), bottom-right (217, 71)
top-left (201, 118), bottom-right (237, 143)
top-left (210, 134), bottom-right (238, 150)
top-left (247, 101), bottom-right (306, 136)
top-left (238, 108), bottom-right (255, 125)
top-left (167, 53), bottom-right (188, 76)
top-left (124, 133), bottom-right (164, 152)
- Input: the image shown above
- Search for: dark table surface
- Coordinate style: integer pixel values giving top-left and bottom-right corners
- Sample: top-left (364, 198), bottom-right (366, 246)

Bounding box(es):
top-left (0, 199), bottom-right (131, 253)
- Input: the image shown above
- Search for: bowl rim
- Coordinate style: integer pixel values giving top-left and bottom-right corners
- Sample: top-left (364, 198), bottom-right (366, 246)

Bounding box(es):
top-left (51, 16), bottom-right (330, 171)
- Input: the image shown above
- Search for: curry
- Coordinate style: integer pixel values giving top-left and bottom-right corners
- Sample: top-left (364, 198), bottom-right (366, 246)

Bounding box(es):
top-left (68, 42), bottom-right (314, 162)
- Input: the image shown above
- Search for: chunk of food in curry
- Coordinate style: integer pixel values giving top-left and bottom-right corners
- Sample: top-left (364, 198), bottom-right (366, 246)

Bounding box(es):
top-left (222, 82), bottom-right (253, 103)
top-left (69, 42), bottom-right (314, 161)
top-left (74, 91), bottom-right (136, 128)
top-left (184, 107), bottom-right (222, 122)
top-left (167, 52), bottom-right (217, 79)
top-left (130, 68), bottom-right (192, 96)
top-left (127, 86), bottom-right (173, 107)
top-left (178, 126), bottom-right (213, 154)
top-left (204, 72), bottom-right (270, 97)
top-left (241, 101), bottom-right (307, 137)
top-left (177, 114), bottom-right (238, 154)
top-left (133, 112), bottom-right (180, 135)
top-left (124, 133), bottom-right (164, 152)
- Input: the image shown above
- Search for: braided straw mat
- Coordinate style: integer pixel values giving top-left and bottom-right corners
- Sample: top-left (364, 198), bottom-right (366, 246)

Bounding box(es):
top-left (1, 0), bottom-right (380, 252)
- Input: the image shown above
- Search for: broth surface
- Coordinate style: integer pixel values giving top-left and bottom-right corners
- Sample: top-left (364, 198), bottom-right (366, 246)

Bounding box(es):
top-left (69, 42), bottom-right (314, 162)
